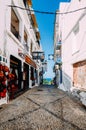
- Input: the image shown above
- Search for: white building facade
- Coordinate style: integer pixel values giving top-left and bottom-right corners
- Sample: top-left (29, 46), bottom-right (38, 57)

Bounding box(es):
top-left (56, 0), bottom-right (86, 91)
top-left (0, 0), bottom-right (44, 105)
top-left (53, 10), bottom-right (62, 86)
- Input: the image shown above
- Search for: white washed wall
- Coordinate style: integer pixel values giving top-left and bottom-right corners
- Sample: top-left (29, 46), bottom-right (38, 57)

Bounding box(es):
top-left (59, 0), bottom-right (86, 90)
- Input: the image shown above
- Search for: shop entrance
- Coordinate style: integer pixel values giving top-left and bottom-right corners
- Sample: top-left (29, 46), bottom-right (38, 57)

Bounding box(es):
top-left (31, 67), bottom-right (35, 86)
top-left (10, 55), bottom-right (22, 91)
top-left (23, 63), bottom-right (29, 90)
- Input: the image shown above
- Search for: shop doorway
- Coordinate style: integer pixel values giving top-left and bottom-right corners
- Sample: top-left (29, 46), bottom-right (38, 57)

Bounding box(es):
top-left (23, 63), bottom-right (29, 90)
top-left (35, 69), bottom-right (38, 84)
top-left (10, 55), bottom-right (22, 90)
top-left (31, 67), bottom-right (35, 86)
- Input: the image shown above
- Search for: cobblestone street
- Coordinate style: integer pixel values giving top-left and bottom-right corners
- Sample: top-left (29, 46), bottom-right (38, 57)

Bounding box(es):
top-left (0, 85), bottom-right (86, 130)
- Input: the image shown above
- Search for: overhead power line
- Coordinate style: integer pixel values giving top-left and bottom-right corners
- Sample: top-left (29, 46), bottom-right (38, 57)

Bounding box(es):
top-left (8, 5), bottom-right (86, 15)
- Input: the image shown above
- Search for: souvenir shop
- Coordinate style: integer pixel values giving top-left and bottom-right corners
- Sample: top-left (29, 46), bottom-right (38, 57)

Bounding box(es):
top-left (0, 56), bottom-right (8, 101)
top-left (25, 55), bottom-right (37, 87)
top-left (23, 62), bottom-right (29, 90)
top-left (8, 55), bottom-right (22, 99)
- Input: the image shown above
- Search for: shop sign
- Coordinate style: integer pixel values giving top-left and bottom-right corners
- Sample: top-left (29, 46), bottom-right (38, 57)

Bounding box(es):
top-left (25, 55), bottom-right (36, 68)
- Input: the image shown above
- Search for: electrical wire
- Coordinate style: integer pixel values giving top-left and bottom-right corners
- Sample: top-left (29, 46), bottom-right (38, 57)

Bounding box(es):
top-left (8, 5), bottom-right (86, 15)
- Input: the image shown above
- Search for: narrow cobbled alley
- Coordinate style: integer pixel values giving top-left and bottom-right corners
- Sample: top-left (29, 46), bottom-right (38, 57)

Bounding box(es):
top-left (0, 85), bottom-right (86, 130)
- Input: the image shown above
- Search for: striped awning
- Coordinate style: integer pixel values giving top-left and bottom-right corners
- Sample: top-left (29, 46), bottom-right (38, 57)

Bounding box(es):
top-left (27, 0), bottom-right (32, 7)
top-left (25, 55), bottom-right (36, 68)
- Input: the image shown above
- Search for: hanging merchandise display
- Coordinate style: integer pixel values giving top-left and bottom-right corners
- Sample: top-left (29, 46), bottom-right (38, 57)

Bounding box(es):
top-left (0, 64), bottom-right (15, 99)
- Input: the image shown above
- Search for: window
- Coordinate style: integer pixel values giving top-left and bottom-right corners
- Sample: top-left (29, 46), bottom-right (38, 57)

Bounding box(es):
top-left (72, 34), bottom-right (76, 54)
top-left (23, 0), bottom-right (26, 7)
top-left (24, 30), bottom-right (29, 52)
top-left (11, 8), bottom-right (21, 41)
top-left (73, 23), bottom-right (79, 35)
top-left (23, 0), bottom-right (32, 7)
top-left (30, 42), bottom-right (33, 55)
top-left (72, 23), bottom-right (79, 54)
top-left (24, 30), bottom-right (27, 43)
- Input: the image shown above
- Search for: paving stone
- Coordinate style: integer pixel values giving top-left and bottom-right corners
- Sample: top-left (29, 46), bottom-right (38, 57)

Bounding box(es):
top-left (0, 85), bottom-right (86, 130)
top-left (62, 96), bottom-right (86, 130)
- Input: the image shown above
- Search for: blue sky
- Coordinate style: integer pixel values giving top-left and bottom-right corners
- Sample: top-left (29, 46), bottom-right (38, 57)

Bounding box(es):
top-left (32, 0), bottom-right (71, 79)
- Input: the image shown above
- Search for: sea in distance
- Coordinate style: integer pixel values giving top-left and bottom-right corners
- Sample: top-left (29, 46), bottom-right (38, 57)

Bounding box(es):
top-left (43, 78), bottom-right (53, 85)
